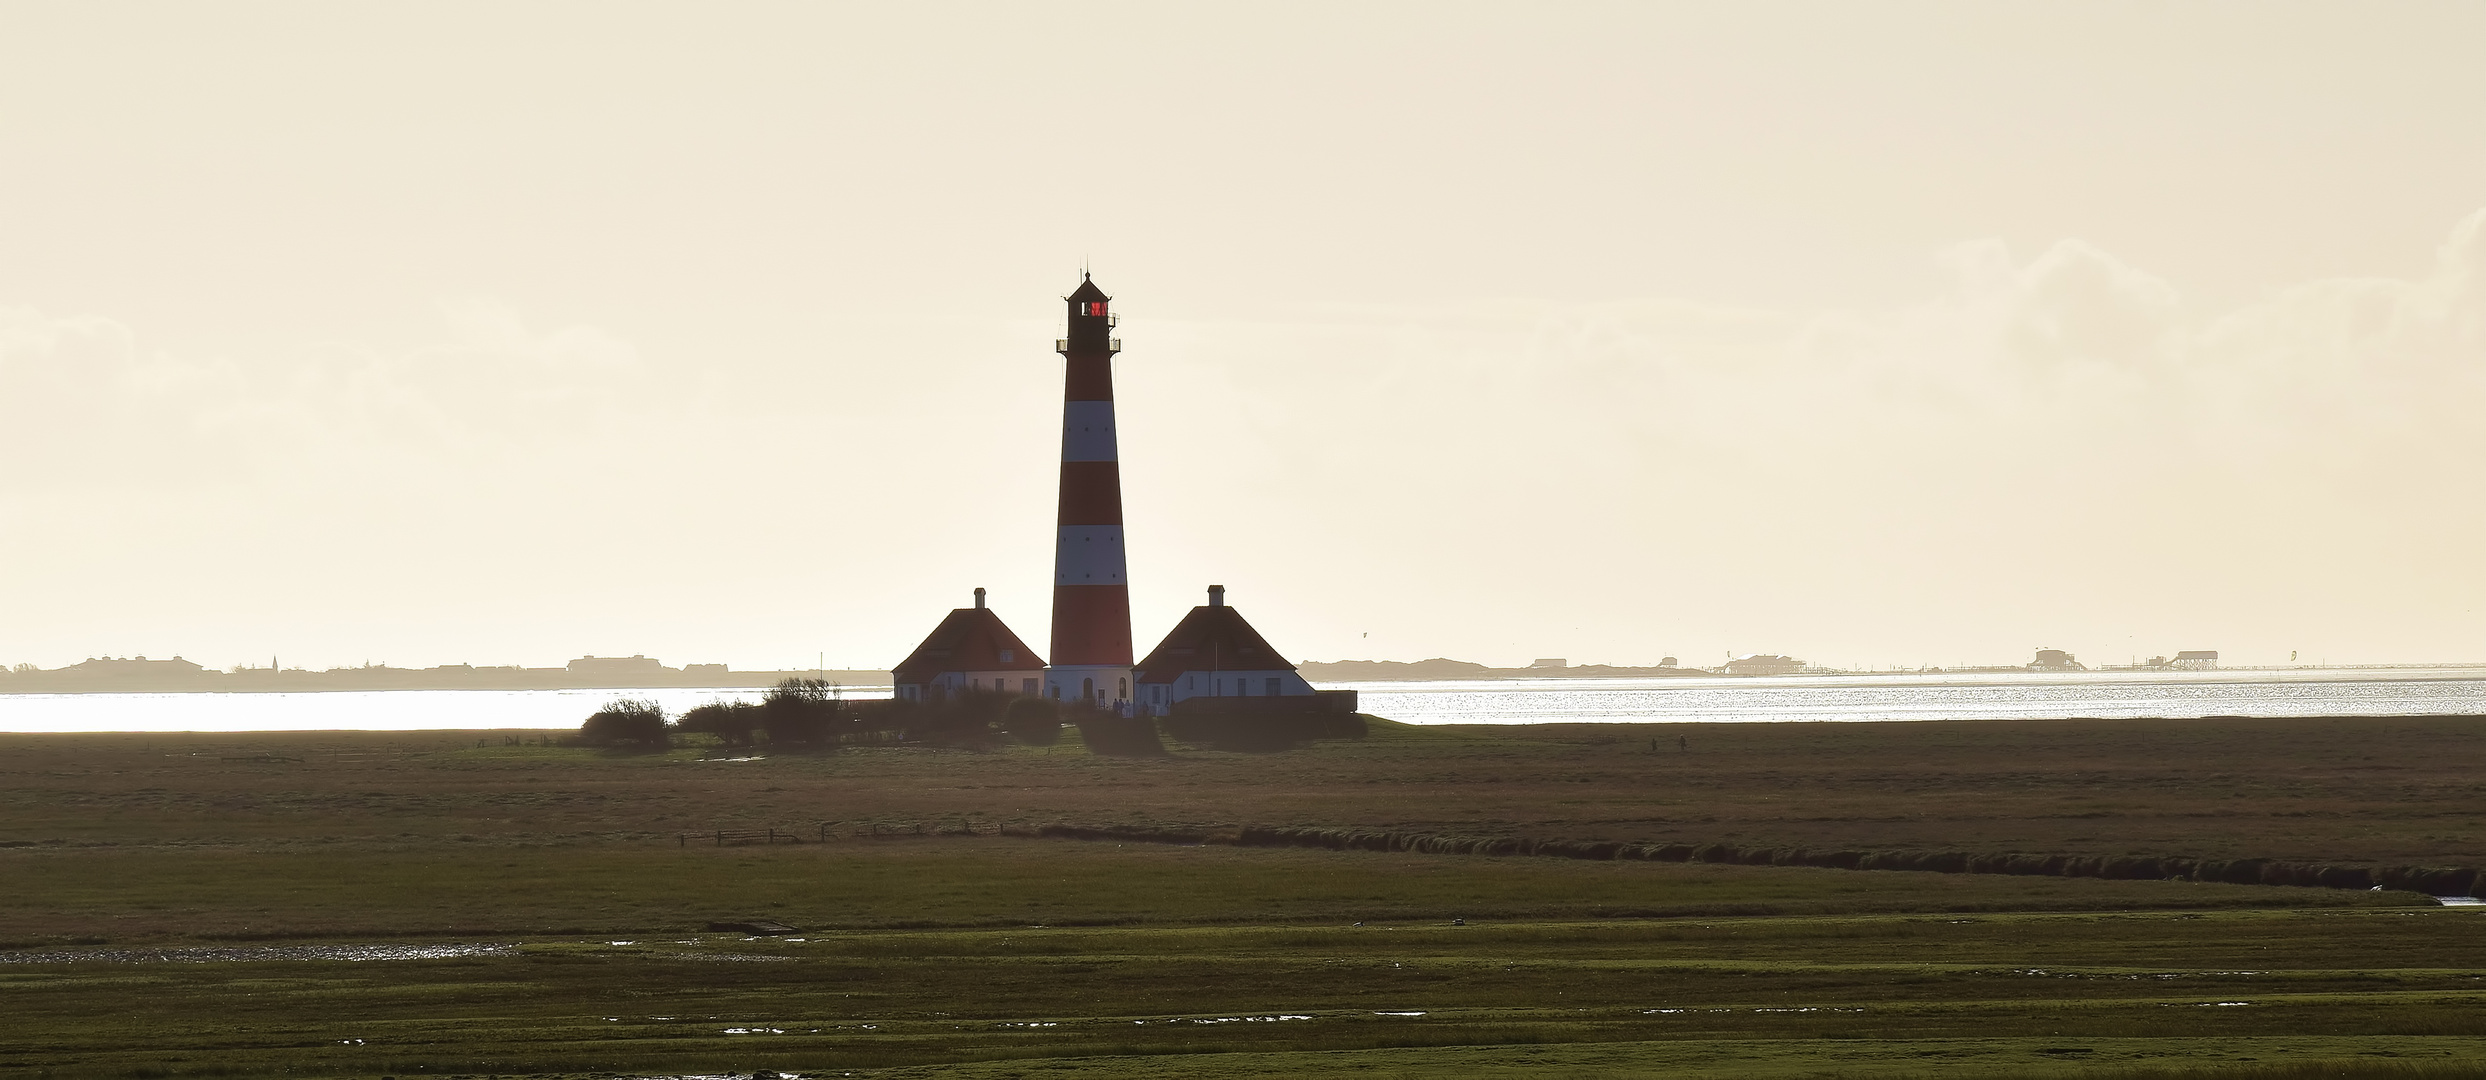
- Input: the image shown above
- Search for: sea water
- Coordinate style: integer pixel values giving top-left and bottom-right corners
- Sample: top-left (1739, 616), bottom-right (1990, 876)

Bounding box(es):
top-left (1, 668), bottom-right (2482, 732)
top-left (0, 686), bottom-right (820, 733)
top-left (1345, 668), bottom-right (2486, 726)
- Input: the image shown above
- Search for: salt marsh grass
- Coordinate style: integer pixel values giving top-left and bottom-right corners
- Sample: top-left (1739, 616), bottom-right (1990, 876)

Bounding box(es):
top-left (7, 716), bottom-right (2486, 1075)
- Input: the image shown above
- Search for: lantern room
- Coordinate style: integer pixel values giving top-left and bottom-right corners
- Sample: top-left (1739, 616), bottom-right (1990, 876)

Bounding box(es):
top-left (1057, 273), bottom-right (1121, 355)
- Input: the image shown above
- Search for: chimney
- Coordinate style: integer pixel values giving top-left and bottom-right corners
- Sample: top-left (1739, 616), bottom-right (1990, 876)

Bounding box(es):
top-left (974, 587), bottom-right (986, 609)
top-left (1208, 584), bottom-right (1225, 607)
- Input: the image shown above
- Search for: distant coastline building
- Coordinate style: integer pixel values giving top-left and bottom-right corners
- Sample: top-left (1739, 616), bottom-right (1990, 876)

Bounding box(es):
top-left (568, 655), bottom-right (665, 678)
top-left (1529, 658), bottom-right (1568, 669)
top-left (1133, 586), bottom-right (1321, 716)
top-left (2171, 650), bottom-right (2219, 671)
top-left (892, 588), bottom-right (1046, 702)
top-left (58, 656), bottom-right (206, 685)
top-left (2029, 648), bottom-right (2086, 671)
top-left (1724, 654), bottom-right (1803, 676)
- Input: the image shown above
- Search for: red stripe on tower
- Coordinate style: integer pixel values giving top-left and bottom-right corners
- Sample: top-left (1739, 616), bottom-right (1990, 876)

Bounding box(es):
top-left (1046, 273), bottom-right (1135, 708)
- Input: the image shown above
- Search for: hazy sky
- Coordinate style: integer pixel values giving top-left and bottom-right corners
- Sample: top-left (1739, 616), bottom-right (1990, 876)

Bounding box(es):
top-left (3, 2), bottom-right (2483, 672)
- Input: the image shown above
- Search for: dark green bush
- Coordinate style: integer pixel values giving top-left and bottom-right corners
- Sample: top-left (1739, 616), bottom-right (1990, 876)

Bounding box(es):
top-left (674, 700), bottom-right (760, 746)
top-left (901, 689), bottom-right (1012, 747)
top-left (579, 699), bottom-right (667, 748)
top-left (1002, 696), bottom-right (1062, 745)
top-left (761, 679), bottom-right (842, 746)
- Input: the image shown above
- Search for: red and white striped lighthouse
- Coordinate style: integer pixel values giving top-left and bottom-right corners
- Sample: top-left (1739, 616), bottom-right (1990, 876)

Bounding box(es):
top-left (1045, 274), bottom-right (1134, 708)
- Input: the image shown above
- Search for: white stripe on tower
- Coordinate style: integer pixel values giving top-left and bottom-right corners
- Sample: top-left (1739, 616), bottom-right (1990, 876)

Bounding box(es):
top-left (1059, 401), bottom-right (1118, 461)
top-left (1054, 525), bottom-right (1126, 584)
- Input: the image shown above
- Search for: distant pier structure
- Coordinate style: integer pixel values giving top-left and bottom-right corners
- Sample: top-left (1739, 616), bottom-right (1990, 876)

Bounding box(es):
top-left (1045, 274), bottom-right (1135, 709)
top-left (2030, 648), bottom-right (2086, 671)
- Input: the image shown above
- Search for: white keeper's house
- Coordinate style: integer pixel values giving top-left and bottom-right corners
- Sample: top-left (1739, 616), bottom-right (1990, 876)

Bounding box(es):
top-left (1131, 585), bottom-right (1320, 716)
top-left (891, 588), bottom-right (1047, 701)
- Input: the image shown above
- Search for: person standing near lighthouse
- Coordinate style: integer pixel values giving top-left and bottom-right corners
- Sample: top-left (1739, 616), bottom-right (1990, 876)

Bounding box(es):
top-left (1045, 274), bottom-right (1135, 710)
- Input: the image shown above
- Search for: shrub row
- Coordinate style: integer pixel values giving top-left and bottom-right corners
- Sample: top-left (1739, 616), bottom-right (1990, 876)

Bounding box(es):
top-left (600, 683), bottom-right (1072, 751)
top-left (578, 699), bottom-right (668, 748)
top-left (993, 821), bottom-right (2478, 897)
top-left (592, 690), bottom-right (1383, 755)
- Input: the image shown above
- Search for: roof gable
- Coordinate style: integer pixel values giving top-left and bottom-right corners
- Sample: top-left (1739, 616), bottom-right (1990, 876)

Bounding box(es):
top-left (1134, 605), bottom-right (1295, 683)
top-left (892, 607), bottom-right (1047, 683)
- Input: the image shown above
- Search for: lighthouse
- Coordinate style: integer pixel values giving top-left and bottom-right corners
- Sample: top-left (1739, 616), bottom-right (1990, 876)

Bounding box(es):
top-left (1045, 274), bottom-right (1134, 709)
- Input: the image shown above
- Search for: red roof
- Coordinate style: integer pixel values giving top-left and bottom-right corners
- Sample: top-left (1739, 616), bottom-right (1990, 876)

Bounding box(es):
top-left (1134, 604), bottom-right (1294, 683)
top-left (892, 607), bottom-right (1046, 685)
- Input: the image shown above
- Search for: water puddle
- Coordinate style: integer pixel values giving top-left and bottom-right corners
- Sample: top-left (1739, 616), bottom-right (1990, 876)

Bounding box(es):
top-left (1127, 1014), bottom-right (1314, 1026)
top-left (0, 942), bottom-right (516, 964)
top-left (629, 1075), bottom-right (809, 1080)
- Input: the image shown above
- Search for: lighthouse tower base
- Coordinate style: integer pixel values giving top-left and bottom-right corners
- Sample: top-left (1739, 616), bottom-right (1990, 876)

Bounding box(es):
top-left (1046, 664), bottom-right (1134, 712)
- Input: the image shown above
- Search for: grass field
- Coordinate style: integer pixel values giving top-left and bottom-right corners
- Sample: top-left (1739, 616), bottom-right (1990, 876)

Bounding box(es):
top-left (7, 713), bottom-right (2483, 866)
top-left (9, 902), bottom-right (2486, 1077)
top-left (5, 715), bottom-right (2486, 1077)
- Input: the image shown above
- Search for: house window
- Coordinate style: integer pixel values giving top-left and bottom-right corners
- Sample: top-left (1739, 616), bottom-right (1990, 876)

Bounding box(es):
top-left (1118, 677), bottom-right (1128, 701)
top-left (999, 650), bottom-right (1013, 663)
top-left (1266, 677), bottom-right (1282, 696)
top-left (1023, 678), bottom-right (1039, 693)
